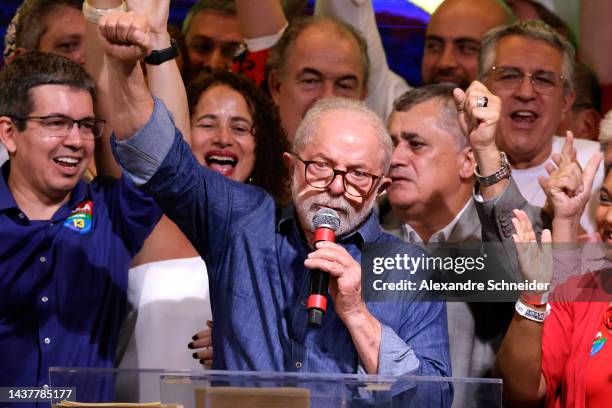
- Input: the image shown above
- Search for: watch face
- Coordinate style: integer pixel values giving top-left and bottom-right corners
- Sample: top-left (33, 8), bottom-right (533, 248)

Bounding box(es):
top-left (478, 152), bottom-right (511, 186)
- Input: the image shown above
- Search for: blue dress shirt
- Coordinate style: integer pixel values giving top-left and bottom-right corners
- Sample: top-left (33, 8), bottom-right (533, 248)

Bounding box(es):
top-left (0, 164), bottom-right (161, 407)
top-left (113, 99), bottom-right (451, 405)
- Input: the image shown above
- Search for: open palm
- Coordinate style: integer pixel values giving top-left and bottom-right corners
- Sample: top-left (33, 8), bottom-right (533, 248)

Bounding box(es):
top-left (511, 209), bottom-right (553, 292)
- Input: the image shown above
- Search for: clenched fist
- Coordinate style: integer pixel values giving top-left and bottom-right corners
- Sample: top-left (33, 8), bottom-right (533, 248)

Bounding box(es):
top-left (98, 11), bottom-right (151, 66)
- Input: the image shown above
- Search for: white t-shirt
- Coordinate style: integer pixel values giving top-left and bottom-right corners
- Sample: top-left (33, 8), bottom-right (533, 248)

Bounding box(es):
top-left (116, 257), bottom-right (211, 402)
top-left (511, 135), bottom-right (603, 232)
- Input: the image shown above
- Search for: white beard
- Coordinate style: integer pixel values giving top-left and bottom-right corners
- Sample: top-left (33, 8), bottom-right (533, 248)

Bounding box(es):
top-left (291, 174), bottom-right (375, 237)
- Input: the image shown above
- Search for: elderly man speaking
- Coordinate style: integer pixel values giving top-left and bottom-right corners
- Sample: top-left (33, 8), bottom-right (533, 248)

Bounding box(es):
top-left (96, 9), bottom-right (451, 404)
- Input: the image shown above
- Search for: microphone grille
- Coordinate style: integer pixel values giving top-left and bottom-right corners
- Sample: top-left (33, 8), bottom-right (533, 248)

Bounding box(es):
top-left (313, 208), bottom-right (340, 231)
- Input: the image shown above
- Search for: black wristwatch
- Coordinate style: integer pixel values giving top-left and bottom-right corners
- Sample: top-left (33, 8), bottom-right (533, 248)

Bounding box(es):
top-left (144, 39), bottom-right (179, 65)
top-left (474, 151), bottom-right (512, 186)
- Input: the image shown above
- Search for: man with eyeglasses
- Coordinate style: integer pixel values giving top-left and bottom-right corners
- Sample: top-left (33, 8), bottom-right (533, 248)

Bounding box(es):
top-left (0, 52), bottom-right (160, 403)
top-left (478, 19), bottom-right (603, 232)
top-left (99, 12), bottom-right (451, 405)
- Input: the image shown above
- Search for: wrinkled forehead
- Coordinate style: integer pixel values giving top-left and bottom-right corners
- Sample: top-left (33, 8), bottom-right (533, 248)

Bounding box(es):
top-left (390, 103), bottom-right (461, 145)
top-left (493, 35), bottom-right (564, 69)
top-left (300, 112), bottom-right (385, 167)
top-left (287, 24), bottom-right (366, 79)
top-left (40, 4), bottom-right (85, 33)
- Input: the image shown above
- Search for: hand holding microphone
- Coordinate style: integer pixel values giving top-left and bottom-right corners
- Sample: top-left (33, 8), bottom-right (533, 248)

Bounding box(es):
top-left (307, 208), bottom-right (340, 326)
top-left (305, 208), bottom-right (367, 327)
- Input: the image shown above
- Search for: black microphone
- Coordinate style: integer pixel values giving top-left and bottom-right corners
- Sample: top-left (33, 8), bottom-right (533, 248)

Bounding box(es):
top-left (307, 208), bottom-right (341, 326)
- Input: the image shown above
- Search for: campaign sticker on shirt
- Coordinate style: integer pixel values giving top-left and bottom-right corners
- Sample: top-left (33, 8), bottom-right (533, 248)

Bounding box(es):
top-left (590, 331), bottom-right (606, 357)
top-left (63, 200), bottom-right (93, 234)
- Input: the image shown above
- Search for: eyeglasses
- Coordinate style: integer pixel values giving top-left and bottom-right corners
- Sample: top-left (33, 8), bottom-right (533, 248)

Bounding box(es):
top-left (488, 66), bottom-right (565, 95)
top-left (293, 154), bottom-right (381, 198)
top-left (193, 120), bottom-right (254, 137)
top-left (10, 115), bottom-right (105, 139)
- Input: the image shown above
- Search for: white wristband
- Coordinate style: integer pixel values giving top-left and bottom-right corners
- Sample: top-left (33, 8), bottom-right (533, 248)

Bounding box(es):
top-left (515, 298), bottom-right (551, 323)
top-left (82, 1), bottom-right (128, 25)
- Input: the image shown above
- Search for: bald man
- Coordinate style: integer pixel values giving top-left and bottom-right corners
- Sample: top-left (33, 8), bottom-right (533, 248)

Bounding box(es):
top-left (421, 0), bottom-right (514, 89)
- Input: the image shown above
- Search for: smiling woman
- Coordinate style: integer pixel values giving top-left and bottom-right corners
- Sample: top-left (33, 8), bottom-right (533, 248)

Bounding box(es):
top-left (187, 69), bottom-right (290, 202)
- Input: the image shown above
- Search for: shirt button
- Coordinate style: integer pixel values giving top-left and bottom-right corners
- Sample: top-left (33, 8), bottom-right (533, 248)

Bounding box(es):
top-left (49, 222), bottom-right (54, 227)
top-left (43, 384), bottom-right (49, 390)
top-left (41, 296), bottom-right (48, 303)
top-left (40, 256), bottom-right (46, 263)
top-left (44, 337), bottom-right (51, 344)
top-left (18, 213), bottom-right (25, 219)
top-left (295, 361), bottom-right (302, 369)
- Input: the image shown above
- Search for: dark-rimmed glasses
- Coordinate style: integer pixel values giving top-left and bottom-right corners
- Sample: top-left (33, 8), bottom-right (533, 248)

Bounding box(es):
top-left (292, 154), bottom-right (381, 197)
top-left (10, 115), bottom-right (106, 140)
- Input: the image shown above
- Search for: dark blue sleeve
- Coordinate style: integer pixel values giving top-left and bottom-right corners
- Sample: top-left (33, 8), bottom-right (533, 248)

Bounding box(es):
top-left (96, 175), bottom-right (162, 256)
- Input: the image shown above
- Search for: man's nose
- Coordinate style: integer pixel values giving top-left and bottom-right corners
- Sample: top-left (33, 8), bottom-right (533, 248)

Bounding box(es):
top-left (514, 74), bottom-right (538, 100)
top-left (62, 122), bottom-right (84, 148)
top-left (207, 47), bottom-right (230, 70)
top-left (438, 44), bottom-right (458, 69)
top-left (327, 172), bottom-right (346, 196)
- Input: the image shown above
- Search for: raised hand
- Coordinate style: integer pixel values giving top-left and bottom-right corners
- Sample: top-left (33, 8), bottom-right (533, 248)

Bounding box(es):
top-left (126, 0), bottom-right (170, 36)
top-left (539, 131), bottom-right (602, 222)
top-left (98, 11), bottom-right (151, 66)
top-left (511, 209), bottom-right (553, 294)
top-left (453, 81), bottom-right (501, 152)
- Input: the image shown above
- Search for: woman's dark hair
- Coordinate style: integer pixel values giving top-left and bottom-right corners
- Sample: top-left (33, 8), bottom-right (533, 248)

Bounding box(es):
top-left (187, 70), bottom-right (290, 202)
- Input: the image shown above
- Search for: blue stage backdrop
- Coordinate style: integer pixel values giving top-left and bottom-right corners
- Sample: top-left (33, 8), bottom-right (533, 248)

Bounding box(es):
top-left (0, 0), bottom-right (430, 85)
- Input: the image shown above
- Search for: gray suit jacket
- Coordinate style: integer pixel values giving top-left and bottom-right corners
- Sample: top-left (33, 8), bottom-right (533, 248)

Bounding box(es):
top-left (379, 177), bottom-right (548, 407)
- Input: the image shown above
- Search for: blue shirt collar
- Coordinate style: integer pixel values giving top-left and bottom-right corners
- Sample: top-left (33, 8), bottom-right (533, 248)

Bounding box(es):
top-left (0, 161), bottom-right (88, 220)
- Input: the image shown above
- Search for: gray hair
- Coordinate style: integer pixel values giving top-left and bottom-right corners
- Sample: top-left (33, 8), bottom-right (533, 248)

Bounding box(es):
top-left (393, 84), bottom-right (467, 149)
top-left (478, 19), bottom-right (575, 94)
top-left (293, 98), bottom-right (392, 171)
top-left (266, 16), bottom-right (370, 88)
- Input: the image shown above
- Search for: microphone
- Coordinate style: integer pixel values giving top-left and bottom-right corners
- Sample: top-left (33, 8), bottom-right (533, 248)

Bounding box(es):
top-left (307, 208), bottom-right (341, 326)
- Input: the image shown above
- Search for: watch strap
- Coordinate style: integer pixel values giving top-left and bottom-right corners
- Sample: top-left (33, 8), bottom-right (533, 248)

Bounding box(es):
top-left (475, 151), bottom-right (512, 186)
top-left (144, 39), bottom-right (179, 65)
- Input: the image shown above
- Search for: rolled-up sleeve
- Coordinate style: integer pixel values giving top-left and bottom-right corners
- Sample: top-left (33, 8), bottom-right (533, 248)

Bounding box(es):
top-left (377, 324), bottom-right (421, 375)
top-left (112, 97), bottom-right (176, 186)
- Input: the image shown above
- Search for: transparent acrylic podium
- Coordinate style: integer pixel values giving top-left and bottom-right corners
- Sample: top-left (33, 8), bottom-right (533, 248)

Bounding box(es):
top-left (49, 368), bottom-right (502, 408)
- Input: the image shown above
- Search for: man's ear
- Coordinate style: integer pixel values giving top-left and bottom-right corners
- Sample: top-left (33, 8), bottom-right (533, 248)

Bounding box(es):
top-left (268, 70), bottom-right (282, 107)
top-left (0, 116), bottom-right (18, 154)
top-left (575, 108), bottom-right (602, 141)
top-left (282, 151), bottom-right (294, 174)
top-left (561, 89), bottom-right (576, 116)
top-left (459, 146), bottom-right (476, 180)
